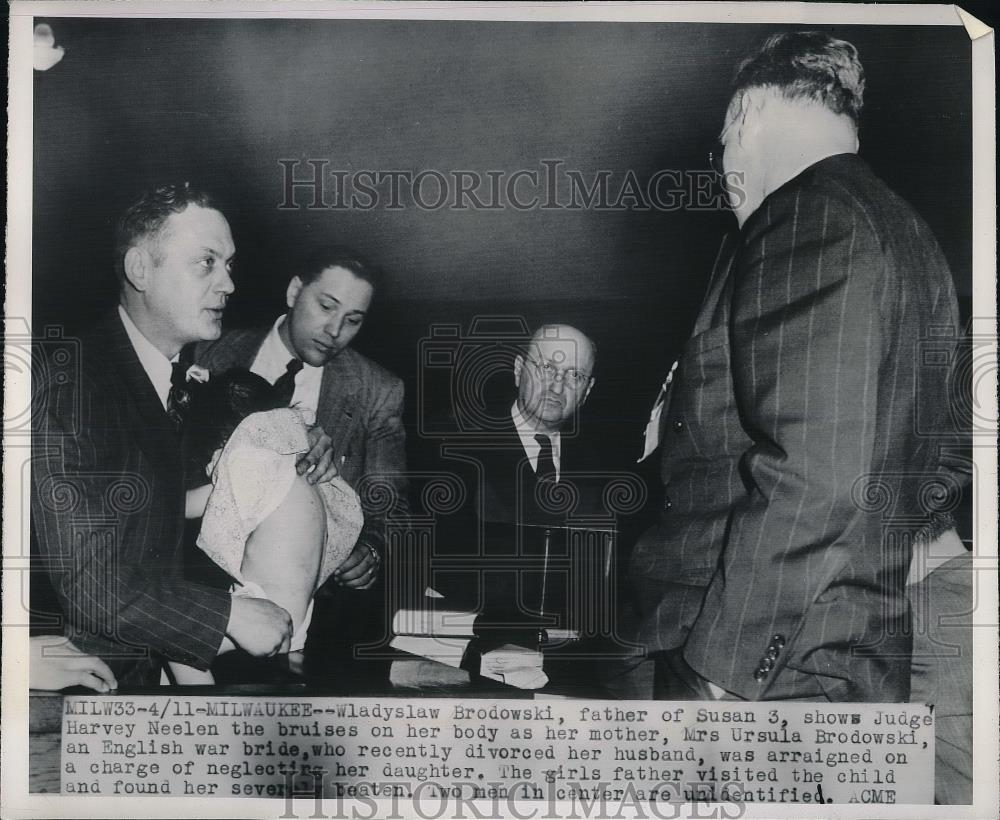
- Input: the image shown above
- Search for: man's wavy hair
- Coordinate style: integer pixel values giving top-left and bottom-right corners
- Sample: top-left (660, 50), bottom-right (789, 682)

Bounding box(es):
top-left (731, 31), bottom-right (865, 126)
top-left (114, 182), bottom-right (223, 284)
top-left (296, 243), bottom-right (382, 292)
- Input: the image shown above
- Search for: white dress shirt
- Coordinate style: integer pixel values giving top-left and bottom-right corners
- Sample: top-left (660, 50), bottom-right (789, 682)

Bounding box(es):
top-left (118, 305), bottom-right (175, 410)
top-left (511, 402), bottom-right (561, 481)
top-left (250, 315), bottom-right (323, 424)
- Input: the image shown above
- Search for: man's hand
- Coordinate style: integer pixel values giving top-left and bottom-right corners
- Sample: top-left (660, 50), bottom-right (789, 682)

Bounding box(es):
top-left (226, 597), bottom-right (293, 656)
top-left (29, 635), bottom-right (118, 693)
top-left (333, 541), bottom-right (381, 589)
top-left (297, 424), bottom-right (339, 484)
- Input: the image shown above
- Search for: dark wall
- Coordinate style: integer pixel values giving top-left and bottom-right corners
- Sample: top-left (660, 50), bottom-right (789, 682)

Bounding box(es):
top-left (32, 19), bottom-right (972, 464)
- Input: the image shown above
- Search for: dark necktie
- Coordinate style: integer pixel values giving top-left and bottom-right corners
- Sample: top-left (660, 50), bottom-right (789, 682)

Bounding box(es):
top-left (272, 358), bottom-right (304, 405)
top-left (534, 434), bottom-right (557, 482)
top-left (166, 346), bottom-right (195, 430)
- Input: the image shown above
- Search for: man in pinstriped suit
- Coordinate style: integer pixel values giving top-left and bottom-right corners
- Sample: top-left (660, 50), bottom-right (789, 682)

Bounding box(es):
top-left (627, 33), bottom-right (962, 701)
top-left (196, 245), bottom-right (408, 661)
top-left (31, 184), bottom-right (294, 687)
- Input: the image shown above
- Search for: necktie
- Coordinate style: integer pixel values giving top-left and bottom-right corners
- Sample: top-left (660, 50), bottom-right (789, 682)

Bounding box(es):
top-left (534, 434), bottom-right (557, 482)
top-left (272, 358), bottom-right (304, 405)
top-left (166, 346), bottom-right (195, 430)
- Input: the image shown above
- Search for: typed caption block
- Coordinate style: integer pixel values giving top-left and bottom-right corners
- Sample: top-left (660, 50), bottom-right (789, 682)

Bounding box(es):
top-left (60, 697), bottom-right (933, 805)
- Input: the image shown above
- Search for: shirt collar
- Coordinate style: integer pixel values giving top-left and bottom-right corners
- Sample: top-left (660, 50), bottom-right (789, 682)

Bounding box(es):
top-left (118, 305), bottom-right (175, 410)
top-left (511, 401), bottom-right (561, 459)
top-left (256, 313), bottom-right (324, 376)
top-left (256, 315), bottom-right (298, 374)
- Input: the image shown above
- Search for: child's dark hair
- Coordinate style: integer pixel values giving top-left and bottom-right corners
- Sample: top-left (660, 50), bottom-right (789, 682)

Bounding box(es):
top-left (185, 368), bottom-right (286, 470)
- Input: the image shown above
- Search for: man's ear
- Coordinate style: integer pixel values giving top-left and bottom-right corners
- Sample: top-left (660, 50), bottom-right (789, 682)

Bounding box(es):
top-left (286, 276), bottom-right (304, 309)
top-left (122, 246), bottom-right (151, 292)
top-left (581, 377), bottom-right (596, 406)
top-left (513, 354), bottom-right (525, 388)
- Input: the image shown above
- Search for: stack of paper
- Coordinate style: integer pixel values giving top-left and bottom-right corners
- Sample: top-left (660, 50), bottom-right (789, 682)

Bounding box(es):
top-left (389, 657), bottom-right (471, 687)
top-left (391, 607), bottom-right (477, 638)
top-left (389, 635), bottom-right (471, 669)
top-left (480, 643), bottom-right (548, 690)
top-left (389, 592), bottom-right (477, 669)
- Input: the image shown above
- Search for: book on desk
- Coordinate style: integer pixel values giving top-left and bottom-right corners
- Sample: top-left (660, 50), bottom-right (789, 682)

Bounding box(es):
top-left (389, 600), bottom-right (547, 689)
top-left (390, 521), bottom-right (616, 688)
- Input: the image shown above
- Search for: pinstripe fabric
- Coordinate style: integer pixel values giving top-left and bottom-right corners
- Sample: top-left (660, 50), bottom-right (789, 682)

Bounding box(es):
top-left (196, 326), bottom-right (409, 556)
top-left (629, 154), bottom-right (961, 701)
top-left (31, 312), bottom-right (232, 686)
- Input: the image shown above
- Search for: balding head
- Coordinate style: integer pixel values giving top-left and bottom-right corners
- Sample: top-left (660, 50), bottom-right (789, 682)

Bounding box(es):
top-left (513, 324), bottom-right (596, 433)
top-left (718, 32), bottom-right (864, 227)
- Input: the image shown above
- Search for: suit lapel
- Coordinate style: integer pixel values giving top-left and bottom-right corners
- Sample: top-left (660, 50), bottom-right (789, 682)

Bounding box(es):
top-left (501, 413), bottom-right (538, 517)
top-left (99, 312), bottom-right (183, 483)
top-left (466, 410), bottom-right (532, 521)
top-left (237, 327), bottom-right (269, 370)
top-left (691, 232), bottom-right (739, 337)
top-left (317, 350), bottom-right (363, 456)
top-left (652, 235), bottom-right (738, 459)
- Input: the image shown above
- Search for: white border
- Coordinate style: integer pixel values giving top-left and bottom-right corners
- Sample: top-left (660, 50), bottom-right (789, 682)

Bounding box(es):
top-left (3, 3), bottom-right (996, 819)
top-left (5, 1), bottom-right (966, 25)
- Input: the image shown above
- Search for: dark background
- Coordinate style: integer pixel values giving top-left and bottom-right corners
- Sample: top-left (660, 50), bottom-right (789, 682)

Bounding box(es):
top-left (32, 18), bottom-right (973, 473)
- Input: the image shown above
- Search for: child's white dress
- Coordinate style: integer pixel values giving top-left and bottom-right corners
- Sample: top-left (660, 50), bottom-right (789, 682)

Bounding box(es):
top-left (197, 407), bottom-right (364, 650)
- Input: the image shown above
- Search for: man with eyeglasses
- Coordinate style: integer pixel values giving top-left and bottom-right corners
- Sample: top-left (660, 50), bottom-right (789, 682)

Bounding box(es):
top-left (626, 32), bottom-right (962, 704)
top-left (483, 323), bottom-right (597, 524)
top-left (413, 324), bottom-right (600, 617)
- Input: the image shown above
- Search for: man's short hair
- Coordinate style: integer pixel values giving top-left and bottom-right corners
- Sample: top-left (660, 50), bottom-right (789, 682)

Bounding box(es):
top-left (297, 244), bottom-right (382, 292)
top-left (114, 182), bottom-right (223, 283)
top-left (732, 31), bottom-right (865, 125)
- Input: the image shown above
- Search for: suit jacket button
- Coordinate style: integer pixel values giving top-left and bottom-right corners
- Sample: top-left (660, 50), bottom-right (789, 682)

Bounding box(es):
top-left (766, 647), bottom-right (779, 660)
top-left (760, 657), bottom-right (774, 672)
top-left (663, 495), bottom-right (672, 511)
top-left (673, 419), bottom-right (684, 431)
top-left (753, 669), bottom-right (767, 682)
top-left (771, 634), bottom-right (786, 648)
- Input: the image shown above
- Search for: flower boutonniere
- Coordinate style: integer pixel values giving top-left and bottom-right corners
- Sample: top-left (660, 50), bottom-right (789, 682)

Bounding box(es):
top-left (185, 364), bottom-right (211, 384)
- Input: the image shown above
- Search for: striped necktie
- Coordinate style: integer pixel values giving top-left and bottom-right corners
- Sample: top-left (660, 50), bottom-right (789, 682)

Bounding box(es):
top-left (165, 346), bottom-right (195, 430)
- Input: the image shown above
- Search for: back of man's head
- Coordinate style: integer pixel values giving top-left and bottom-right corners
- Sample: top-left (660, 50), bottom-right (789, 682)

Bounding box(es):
top-left (732, 31), bottom-right (865, 126)
top-left (114, 182), bottom-right (222, 286)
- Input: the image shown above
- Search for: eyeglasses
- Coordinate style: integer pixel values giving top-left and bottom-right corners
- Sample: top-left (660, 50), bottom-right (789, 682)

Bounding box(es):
top-left (524, 355), bottom-right (591, 388)
top-left (708, 139), bottom-right (726, 177)
top-left (709, 111), bottom-right (737, 178)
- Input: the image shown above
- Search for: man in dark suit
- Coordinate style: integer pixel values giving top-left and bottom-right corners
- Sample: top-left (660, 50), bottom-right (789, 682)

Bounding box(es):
top-left (417, 324), bottom-right (602, 617)
top-left (31, 183), bottom-right (293, 687)
top-left (195, 245), bottom-right (408, 659)
top-left (627, 32), bottom-right (962, 701)
top-left (474, 323), bottom-right (597, 526)
top-left (428, 323), bottom-right (597, 528)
